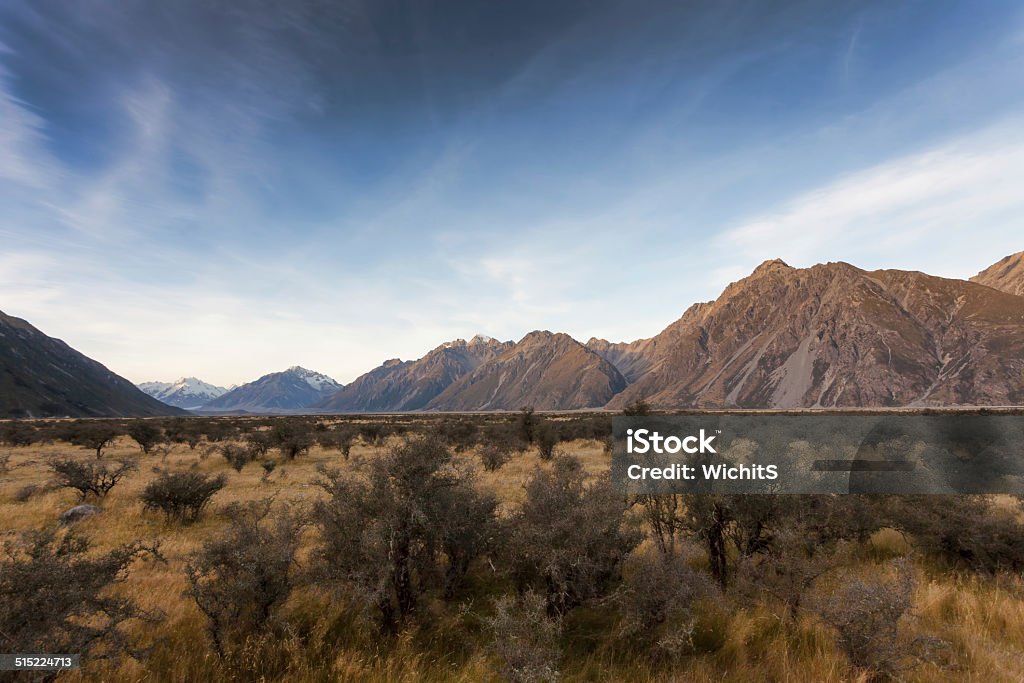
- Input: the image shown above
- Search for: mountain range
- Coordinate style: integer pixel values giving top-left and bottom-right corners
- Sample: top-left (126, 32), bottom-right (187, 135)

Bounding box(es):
top-left (3, 251), bottom-right (1023, 417)
top-left (199, 366), bottom-right (342, 412)
top-left (314, 335), bottom-right (512, 412)
top-left (138, 377), bottom-right (229, 410)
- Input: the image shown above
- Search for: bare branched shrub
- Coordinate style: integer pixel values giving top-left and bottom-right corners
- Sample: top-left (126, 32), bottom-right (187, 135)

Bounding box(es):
top-left (510, 456), bottom-right (641, 616)
top-left (734, 526), bottom-right (852, 621)
top-left (314, 435), bottom-right (498, 632)
top-left (0, 529), bottom-right (163, 661)
top-left (50, 457), bottom-right (137, 499)
top-left (141, 471), bottom-right (226, 523)
top-left (486, 591), bottom-right (562, 683)
top-left (613, 548), bottom-right (716, 659)
top-left (817, 559), bottom-right (919, 679)
top-left (186, 501), bottom-right (304, 657)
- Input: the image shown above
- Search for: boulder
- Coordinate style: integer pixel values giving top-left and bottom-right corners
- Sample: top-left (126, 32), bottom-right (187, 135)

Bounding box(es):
top-left (59, 504), bottom-right (102, 525)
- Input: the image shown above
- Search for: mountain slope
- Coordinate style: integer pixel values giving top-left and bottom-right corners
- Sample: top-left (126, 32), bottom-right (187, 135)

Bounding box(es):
top-left (971, 250), bottom-right (1024, 297)
top-left (585, 337), bottom-right (657, 383)
top-left (138, 377), bottom-right (228, 409)
top-left (315, 335), bottom-right (513, 412)
top-left (606, 260), bottom-right (1024, 409)
top-left (202, 366), bottom-right (342, 412)
top-left (0, 310), bottom-right (185, 418)
top-left (426, 331), bottom-right (627, 411)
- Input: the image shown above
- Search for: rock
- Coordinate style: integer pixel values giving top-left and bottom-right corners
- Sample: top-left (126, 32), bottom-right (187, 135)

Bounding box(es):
top-left (60, 504), bottom-right (102, 525)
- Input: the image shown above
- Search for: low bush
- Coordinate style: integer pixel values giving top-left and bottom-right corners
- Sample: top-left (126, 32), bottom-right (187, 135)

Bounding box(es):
top-left (127, 422), bottom-right (165, 454)
top-left (0, 529), bottom-right (163, 660)
top-left (509, 456), bottom-right (641, 616)
top-left (50, 457), bottom-right (137, 499)
top-left (221, 444), bottom-right (253, 473)
top-left (186, 501), bottom-right (304, 657)
top-left (486, 591), bottom-right (562, 683)
top-left (141, 471), bottom-right (226, 523)
top-left (269, 421), bottom-right (313, 460)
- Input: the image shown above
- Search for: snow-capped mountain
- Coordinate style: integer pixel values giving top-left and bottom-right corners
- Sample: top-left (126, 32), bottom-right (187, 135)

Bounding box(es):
top-left (137, 377), bottom-right (229, 410)
top-left (201, 366), bottom-right (342, 412)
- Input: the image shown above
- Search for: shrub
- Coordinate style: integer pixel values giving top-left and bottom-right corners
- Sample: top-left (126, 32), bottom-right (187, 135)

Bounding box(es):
top-left (481, 421), bottom-right (527, 454)
top-left (261, 460), bottom-right (277, 479)
top-left (534, 422), bottom-right (558, 461)
top-left (141, 471), bottom-right (226, 523)
top-left (622, 398), bottom-right (653, 416)
top-left (127, 421), bottom-right (164, 454)
top-left (518, 407), bottom-right (537, 444)
top-left (817, 559), bottom-right (921, 679)
top-left (65, 423), bottom-right (121, 458)
top-left (0, 421), bottom-right (37, 447)
top-left (314, 435), bottom-right (498, 632)
top-left (165, 419), bottom-right (202, 450)
top-left (318, 427), bottom-right (356, 459)
top-left (0, 529), bottom-right (162, 660)
top-left (613, 549), bottom-right (716, 660)
top-left (436, 418), bottom-right (479, 452)
top-left (357, 423), bottom-right (389, 446)
top-left (14, 484), bottom-right (41, 503)
top-left (245, 431), bottom-right (272, 459)
top-left (479, 440), bottom-right (513, 471)
top-left (891, 495), bottom-right (1024, 574)
top-left (509, 456), bottom-right (641, 616)
top-left (221, 444), bottom-right (253, 473)
top-left (50, 457), bottom-right (137, 499)
top-left (186, 501), bottom-right (303, 657)
top-left (269, 421), bottom-right (313, 460)
top-left (486, 591), bottom-right (562, 683)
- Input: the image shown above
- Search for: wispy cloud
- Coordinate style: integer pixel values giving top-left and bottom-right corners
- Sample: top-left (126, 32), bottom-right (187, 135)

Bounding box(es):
top-left (717, 120), bottom-right (1024, 277)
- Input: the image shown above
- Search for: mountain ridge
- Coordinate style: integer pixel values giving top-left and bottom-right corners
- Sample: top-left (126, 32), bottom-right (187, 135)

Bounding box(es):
top-left (314, 335), bottom-right (513, 412)
top-left (202, 366), bottom-right (342, 412)
top-left (0, 310), bottom-right (185, 418)
top-left (138, 377), bottom-right (228, 410)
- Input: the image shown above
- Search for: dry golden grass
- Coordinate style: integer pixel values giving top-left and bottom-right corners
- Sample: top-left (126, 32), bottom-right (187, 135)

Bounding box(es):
top-left (3, 434), bottom-right (1024, 682)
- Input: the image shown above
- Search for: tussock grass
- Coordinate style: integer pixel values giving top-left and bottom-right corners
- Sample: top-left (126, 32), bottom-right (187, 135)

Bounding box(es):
top-left (3, 430), bottom-right (1024, 681)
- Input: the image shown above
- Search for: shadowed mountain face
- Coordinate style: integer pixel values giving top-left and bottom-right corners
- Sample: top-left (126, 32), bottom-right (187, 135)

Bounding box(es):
top-left (314, 336), bottom-right (513, 412)
top-left (425, 331), bottom-right (628, 411)
top-left (971, 251), bottom-right (1024, 297)
top-left (585, 336), bottom-right (656, 383)
top-left (201, 366), bottom-right (341, 412)
top-left (0, 310), bottom-right (185, 418)
top-left (606, 259), bottom-right (1024, 409)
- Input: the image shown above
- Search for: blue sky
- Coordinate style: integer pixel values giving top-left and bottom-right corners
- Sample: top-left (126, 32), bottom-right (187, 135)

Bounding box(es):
top-left (1, 0), bottom-right (1023, 386)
